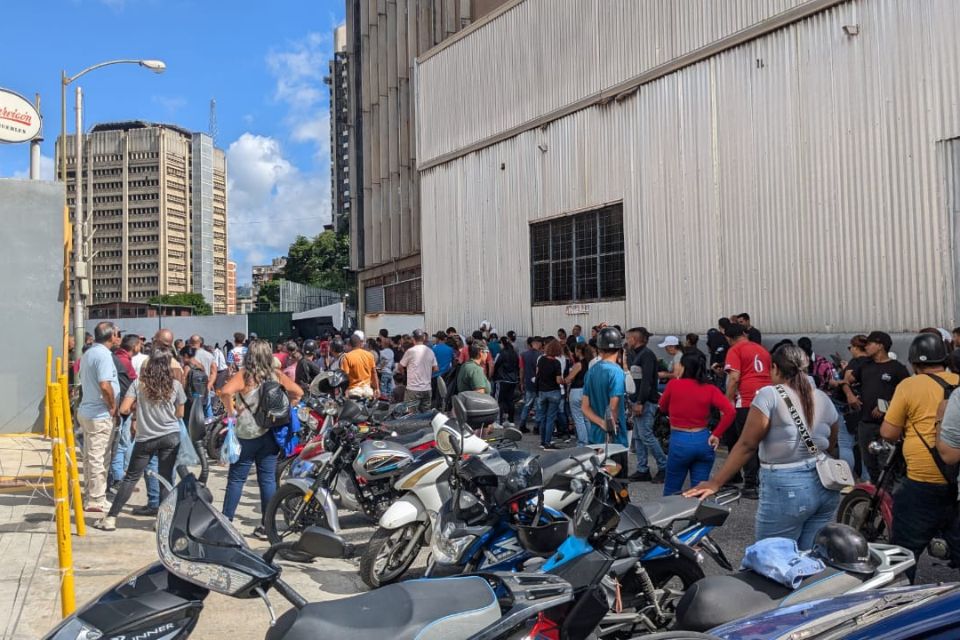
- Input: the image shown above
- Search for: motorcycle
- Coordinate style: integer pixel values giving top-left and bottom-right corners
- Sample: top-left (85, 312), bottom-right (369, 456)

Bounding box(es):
top-left (837, 439), bottom-right (954, 563)
top-left (44, 470), bottom-right (580, 640)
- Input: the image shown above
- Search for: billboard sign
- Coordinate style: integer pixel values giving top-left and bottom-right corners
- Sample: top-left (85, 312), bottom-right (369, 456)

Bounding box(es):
top-left (0, 88), bottom-right (42, 143)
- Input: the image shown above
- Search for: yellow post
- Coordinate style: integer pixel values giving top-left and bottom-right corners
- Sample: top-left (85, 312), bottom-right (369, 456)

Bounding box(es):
top-left (48, 382), bottom-right (76, 617)
top-left (58, 373), bottom-right (85, 537)
top-left (45, 347), bottom-right (53, 438)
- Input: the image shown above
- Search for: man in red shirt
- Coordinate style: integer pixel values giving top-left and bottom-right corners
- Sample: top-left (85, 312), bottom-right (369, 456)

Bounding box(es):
top-left (723, 323), bottom-right (771, 500)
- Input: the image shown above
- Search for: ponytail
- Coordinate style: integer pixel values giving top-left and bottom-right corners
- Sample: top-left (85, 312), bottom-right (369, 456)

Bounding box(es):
top-left (772, 345), bottom-right (815, 425)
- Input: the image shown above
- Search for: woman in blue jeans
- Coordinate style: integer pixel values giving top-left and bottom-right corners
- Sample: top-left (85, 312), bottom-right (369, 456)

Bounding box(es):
top-left (220, 340), bottom-right (302, 538)
top-left (658, 353), bottom-right (735, 495)
top-left (686, 345), bottom-right (842, 550)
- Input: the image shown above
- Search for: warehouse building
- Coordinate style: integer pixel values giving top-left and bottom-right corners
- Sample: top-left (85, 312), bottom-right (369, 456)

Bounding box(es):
top-left (416, 0), bottom-right (960, 337)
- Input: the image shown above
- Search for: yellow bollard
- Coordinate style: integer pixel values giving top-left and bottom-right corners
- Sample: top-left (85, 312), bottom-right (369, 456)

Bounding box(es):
top-left (45, 347), bottom-right (53, 438)
top-left (58, 374), bottom-right (86, 537)
top-left (48, 382), bottom-right (76, 617)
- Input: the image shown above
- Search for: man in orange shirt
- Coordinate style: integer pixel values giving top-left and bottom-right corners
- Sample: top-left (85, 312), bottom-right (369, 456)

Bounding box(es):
top-left (340, 334), bottom-right (380, 399)
top-left (723, 323), bottom-right (772, 499)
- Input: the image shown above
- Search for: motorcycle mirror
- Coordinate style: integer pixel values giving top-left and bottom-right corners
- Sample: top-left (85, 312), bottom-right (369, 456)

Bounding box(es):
top-left (437, 377), bottom-right (448, 400)
top-left (452, 395), bottom-right (468, 434)
top-left (503, 427), bottom-right (523, 442)
top-left (294, 526), bottom-right (352, 560)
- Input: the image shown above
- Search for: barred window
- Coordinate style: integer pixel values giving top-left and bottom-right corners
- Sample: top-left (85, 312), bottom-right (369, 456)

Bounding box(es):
top-left (530, 204), bottom-right (625, 305)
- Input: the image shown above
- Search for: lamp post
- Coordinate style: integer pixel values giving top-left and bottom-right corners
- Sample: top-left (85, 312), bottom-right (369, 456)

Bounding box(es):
top-left (60, 60), bottom-right (165, 364)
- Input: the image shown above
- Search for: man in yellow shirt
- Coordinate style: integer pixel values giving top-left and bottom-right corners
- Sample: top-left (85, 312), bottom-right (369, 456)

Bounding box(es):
top-left (340, 333), bottom-right (380, 399)
top-left (881, 333), bottom-right (960, 582)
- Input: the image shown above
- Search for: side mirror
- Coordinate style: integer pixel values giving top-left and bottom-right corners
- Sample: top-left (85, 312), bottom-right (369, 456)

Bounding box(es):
top-left (452, 395), bottom-right (468, 433)
top-left (503, 427), bottom-right (523, 442)
top-left (437, 377), bottom-right (448, 400)
top-left (294, 526), bottom-right (352, 559)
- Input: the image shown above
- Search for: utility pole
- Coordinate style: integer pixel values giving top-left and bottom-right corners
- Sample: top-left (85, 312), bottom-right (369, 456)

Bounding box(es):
top-left (29, 94), bottom-right (42, 180)
top-left (73, 86), bottom-right (86, 361)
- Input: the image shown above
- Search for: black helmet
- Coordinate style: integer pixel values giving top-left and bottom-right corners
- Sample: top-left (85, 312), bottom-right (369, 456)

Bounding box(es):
top-left (908, 332), bottom-right (947, 365)
top-left (303, 339), bottom-right (318, 356)
top-left (596, 327), bottom-right (624, 351)
top-left (810, 523), bottom-right (878, 574)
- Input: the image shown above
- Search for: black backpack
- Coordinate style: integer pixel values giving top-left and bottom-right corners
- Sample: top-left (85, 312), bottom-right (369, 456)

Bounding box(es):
top-left (185, 364), bottom-right (209, 397)
top-left (241, 379), bottom-right (290, 429)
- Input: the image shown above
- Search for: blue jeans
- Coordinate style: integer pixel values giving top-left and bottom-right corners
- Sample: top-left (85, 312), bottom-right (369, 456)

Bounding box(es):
top-left (222, 431), bottom-right (280, 522)
top-left (756, 459), bottom-right (840, 550)
top-left (537, 390), bottom-right (562, 446)
top-left (518, 388), bottom-right (538, 428)
top-left (110, 416), bottom-right (159, 506)
top-left (664, 430), bottom-right (715, 496)
top-left (568, 388), bottom-right (589, 446)
top-left (835, 412), bottom-right (858, 481)
top-left (632, 402), bottom-right (667, 474)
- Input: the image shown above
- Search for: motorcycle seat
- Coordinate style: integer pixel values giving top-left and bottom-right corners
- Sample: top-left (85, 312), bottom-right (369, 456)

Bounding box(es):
top-left (624, 496), bottom-right (700, 529)
top-left (537, 447), bottom-right (597, 486)
top-left (386, 428), bottom-right (433, 447)
top-left (265, 576), bottom-right (500, 640)
top-left (674, 567), bottom-right (868, 632)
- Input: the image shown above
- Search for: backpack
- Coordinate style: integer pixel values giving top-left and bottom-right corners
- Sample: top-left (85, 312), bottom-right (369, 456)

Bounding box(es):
top-left (918, 374), bottom-right (959, 489)
top-left (185, 364), bottom-right (209, 397)
top-left (240, 379), bottom-right (291, 429)
top-left (810, 355), bottom-right (836, 391)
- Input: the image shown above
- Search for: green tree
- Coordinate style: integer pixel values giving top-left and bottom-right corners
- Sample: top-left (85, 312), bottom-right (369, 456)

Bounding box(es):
top-left (283, 231), bottom-right (353, 295)
top-left (148, 292), bottom-right (213, 316)
top-left (256, 280), bottom-right (280, 311)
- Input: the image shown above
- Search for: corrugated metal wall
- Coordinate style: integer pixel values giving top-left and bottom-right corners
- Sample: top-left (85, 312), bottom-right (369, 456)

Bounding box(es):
top-left (420, 0), bottom-right (960, 336)
top-left (416, 0), bottom-right (815, 164)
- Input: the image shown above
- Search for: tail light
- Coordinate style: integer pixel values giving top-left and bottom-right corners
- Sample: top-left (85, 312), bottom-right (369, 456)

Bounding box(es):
top-left (410, 440), bottom-right (435, 453)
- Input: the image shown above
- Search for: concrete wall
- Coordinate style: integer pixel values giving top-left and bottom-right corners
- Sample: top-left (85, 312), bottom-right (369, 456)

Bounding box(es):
top-left (362, 313), bottom-right (426, 336)
top-left (0, 180), bottom-right (66, 433)
top-left (85, 314), bottom-right (247, 347)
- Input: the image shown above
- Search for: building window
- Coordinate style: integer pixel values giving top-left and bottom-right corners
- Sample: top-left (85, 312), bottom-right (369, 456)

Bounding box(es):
top-left (530, 203), bottom-right (625, 305)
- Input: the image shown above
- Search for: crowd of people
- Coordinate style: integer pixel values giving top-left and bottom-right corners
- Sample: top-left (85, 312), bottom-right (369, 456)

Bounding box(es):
top-left (71, 316), bottom-right (960, 579)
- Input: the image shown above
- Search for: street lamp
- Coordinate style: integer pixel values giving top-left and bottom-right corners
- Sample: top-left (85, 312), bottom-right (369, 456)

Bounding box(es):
top-left (60, 59), bottom-right (166, 365)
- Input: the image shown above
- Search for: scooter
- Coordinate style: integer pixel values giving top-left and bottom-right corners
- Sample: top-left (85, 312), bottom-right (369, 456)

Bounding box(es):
top-left (837, 439), bottom-right (953, 563)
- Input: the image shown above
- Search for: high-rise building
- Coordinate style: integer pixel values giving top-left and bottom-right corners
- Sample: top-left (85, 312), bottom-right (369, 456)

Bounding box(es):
top-left (226, 260), bottom-right (237, 314)
top-left (56, 121), bottom-right (229, 313)
top-left (325, 24), bottom-right (350, 236)
top-left (344, 0), bottom-right (511, 329)
top-left (251, 257), bottom-right (287, 296)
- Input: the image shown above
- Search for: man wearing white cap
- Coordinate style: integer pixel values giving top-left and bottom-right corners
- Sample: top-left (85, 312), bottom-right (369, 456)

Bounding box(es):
top-left (657, 336), bottom-right (683, 382)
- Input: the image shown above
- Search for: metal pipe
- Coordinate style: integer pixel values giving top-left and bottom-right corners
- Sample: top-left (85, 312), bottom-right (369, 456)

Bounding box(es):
top-left (61, 71), bottom-right (71, 372)
top-left (29, 94), bottom-right (41, 180)
top-left (73, 86), bottom-right (84, 363)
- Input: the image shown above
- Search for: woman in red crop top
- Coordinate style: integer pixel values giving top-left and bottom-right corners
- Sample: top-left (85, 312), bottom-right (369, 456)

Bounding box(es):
top-left (658, 352), bottom-right (735, 495)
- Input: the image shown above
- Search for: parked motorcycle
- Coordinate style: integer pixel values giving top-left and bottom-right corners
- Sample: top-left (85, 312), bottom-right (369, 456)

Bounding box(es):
top-left (44, 470), bottom-right (580, 640)
top-left (837, 439), bottom-right (954, 564)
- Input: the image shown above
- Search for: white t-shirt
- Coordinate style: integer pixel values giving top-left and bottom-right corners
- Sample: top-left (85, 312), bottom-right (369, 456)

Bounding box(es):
top-left (131, 352), bottom-right (149, 376)
top-left (213, 348), bottom-right (227, 372)
top-left (751, 385), bottom-right (838, 465)
top-left (379, 347), bottom-right (395, 373)
top-left (399, 344), bottom-right (438, 392)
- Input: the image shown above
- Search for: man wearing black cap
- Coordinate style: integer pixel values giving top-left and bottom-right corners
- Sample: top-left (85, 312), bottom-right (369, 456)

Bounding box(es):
top-left (854, 331), bottom-right (910, 483)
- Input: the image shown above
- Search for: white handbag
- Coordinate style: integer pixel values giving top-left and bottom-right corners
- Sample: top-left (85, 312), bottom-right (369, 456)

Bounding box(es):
top-left (774, 385), bottom-right (854, 491)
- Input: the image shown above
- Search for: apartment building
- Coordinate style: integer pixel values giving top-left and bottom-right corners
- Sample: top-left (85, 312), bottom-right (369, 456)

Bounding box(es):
top-left (326, 24), bottom-right (350, 235)
top-left (56, 121), bottom-right (229, 313)
top-left (226, 260), bottom-right (237, 314)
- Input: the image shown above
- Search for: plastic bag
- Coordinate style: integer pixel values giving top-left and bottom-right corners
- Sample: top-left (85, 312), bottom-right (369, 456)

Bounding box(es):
top-left (220, 418), bottom-right (241, 465)
top-left (176, 419), bottom-right (201, 467)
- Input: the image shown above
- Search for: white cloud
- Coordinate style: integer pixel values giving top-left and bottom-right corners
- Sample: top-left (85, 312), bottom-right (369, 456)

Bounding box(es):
top-left (11, 154), bottom-right (55, 181)
top-left (266, 32), bottom-right (331, 111)
top-left (227, 133), bottom-right (330, 284)
top-left (151, 95), bottom-right (187, 114)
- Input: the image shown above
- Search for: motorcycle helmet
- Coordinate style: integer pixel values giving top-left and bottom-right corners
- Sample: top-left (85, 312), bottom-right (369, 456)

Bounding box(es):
top-left (303, 339), bottom-right (318, 356)
top-left (810, 523), bottom-right (878, 574)
top-left (507, 487), bottom-right (569, 557)
top-left (338, 398), bottom-right (364, 424)
top-left (596, 326), bottom-right (623, 351)
top-left (908, 332), bottom-right (947, 365)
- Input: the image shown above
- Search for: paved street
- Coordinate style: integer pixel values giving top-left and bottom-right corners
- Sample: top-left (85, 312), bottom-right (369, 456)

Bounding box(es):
top-left (2, 431), bottom-right (956, 639)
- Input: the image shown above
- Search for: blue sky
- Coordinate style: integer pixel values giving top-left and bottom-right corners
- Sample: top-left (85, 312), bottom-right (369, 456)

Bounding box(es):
top-left (0, 0), bottom-right (345, 285)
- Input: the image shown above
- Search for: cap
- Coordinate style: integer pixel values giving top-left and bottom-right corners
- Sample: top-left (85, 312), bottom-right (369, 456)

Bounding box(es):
top-left (435, 331), bottom-right (447, 340)
top-left (636, 327), bottom-right (653, 338)
top-left (412, 329), bottom-right (426, 339)
top-left (865, 331), bottom-right (893, 352)
top-left (249, 332), bottom-right (258, 339)
top-left (353, 329), bottom-right (365, 341)
top-left (657, 336), bottom-right (680, 348)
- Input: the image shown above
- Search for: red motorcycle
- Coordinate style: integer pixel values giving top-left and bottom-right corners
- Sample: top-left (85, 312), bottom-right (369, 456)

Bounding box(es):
top-left (837, 439), bottom-right (953, 562)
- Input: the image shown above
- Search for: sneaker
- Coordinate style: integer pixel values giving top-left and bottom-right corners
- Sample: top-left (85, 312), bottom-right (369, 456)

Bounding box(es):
top-left (84, 503), bottom-right (108, 513)
top-left (652, 470), bottom-right (666, 484)
top-left (628, 471), bottom-right (653, 482)
top-left (741, 486), bottom-right (760, 500)
top-left (542, 443), bottom-right (558, 450)
top-left (252, 526), bottom-right (269, 541)
top-left (519, 426), bottom-right (531, 434)
top-left (92, 516), bottom-right (116, 531)
top-left (131, 505), bottom-right (159, 517)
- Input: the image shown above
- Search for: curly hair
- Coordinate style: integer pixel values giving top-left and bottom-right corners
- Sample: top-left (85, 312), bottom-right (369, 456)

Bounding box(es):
top-left (243, 340), bottom-right (276, 386)
top-left (140, 352), bottom-right (175, 404)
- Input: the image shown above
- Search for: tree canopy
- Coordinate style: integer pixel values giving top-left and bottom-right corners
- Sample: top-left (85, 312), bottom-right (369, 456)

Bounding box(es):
top-left (148, 292), bottom-right (212, 316)
top-left (283, 231), bottom-right (353, 295)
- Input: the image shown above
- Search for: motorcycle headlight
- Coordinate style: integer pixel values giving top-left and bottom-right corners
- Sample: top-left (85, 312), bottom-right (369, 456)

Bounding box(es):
top-left (156, 490), bottom-right (255, 596)
top-left (430, 520), bottom-right (475, 565)
top-left (43, 617), bottom-right (103, 640)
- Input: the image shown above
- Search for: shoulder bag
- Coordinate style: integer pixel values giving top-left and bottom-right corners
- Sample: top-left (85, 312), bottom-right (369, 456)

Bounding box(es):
top-left (774, 384), bottom-right (854, 491)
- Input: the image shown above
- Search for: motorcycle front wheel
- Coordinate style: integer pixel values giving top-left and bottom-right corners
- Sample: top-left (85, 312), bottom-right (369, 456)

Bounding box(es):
top-left (264, 483), bottom-right (331, 561)
top-left (359, 524), bottom-right (424, 588)
top-left (837, 488), bottom-right (888, 542)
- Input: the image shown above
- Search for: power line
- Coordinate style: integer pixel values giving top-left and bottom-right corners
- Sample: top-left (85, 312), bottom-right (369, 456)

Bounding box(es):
top-left (227, 216), bottom-right (329, 225)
